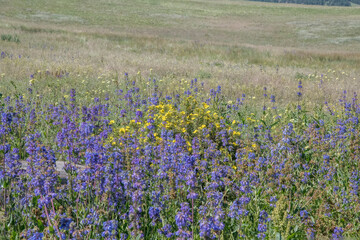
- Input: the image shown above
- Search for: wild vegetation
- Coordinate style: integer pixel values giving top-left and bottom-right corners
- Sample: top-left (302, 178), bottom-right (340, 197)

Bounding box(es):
top-left (1, 0), bottom-right (360, 239)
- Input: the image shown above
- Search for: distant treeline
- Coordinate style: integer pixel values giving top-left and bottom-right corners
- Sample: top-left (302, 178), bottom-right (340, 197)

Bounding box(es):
top-left (250, 0), bottom-right (358, 6)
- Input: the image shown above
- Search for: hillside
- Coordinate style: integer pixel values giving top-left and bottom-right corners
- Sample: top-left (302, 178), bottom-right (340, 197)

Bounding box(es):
top-left (250, 0), bottom-right (352, 6)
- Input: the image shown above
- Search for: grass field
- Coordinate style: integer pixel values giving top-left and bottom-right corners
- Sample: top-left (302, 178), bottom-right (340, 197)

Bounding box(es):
top-left (1, 0), bottom-right (360, 239)
top-left (1, 0), bottom-right (360, 105)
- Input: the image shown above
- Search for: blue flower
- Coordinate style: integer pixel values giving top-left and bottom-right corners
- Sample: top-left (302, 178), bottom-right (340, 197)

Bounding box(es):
top-left (59, 218), bottom-right (73, 230)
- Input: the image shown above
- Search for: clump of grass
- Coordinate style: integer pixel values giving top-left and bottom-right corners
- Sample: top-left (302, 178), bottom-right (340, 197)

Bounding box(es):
top-left (1, 34), bottom-right (20, 43)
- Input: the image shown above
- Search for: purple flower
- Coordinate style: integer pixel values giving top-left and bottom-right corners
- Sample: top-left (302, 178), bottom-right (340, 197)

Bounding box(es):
top-left (332, 227), bottom-right (344, 240)
top-left (300, 210), bottom-right (309, 220)
top-left (270, 94), bottom-right (275, 103)
top-left (158, 224), bottom-right (173, 238)
top-left (102, 220), bottom-right (118, 238)
top-left (70, 89), bottom-right (76, 102)
top-left (175, 202), bottom-right (192, 229)
top-left (60, 218), bottom-right (73, 230)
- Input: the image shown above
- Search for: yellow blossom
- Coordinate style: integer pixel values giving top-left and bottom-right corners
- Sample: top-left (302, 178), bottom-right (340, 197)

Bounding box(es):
top-left (202, 102), bottom-right (209, 109)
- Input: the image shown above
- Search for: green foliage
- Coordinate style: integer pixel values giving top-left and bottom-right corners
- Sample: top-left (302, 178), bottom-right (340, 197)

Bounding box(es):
top-left (197, 70), bottom-right (212, 79)
top-left (1, 34), bottom-right (20, 43)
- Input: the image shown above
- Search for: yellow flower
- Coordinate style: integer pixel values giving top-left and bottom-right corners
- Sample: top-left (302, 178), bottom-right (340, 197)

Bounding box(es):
top-left (202, 102), bottom-right (209, 109)
top-left (232, 166), bottom-right (237, 170)
top-left (109, 120), bottom-right (115, 125)
top-left (233, 131), bottom-right (241, 136)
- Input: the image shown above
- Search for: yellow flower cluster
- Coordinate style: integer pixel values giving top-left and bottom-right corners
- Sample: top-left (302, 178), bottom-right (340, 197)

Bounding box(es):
top-left (109, 96), bottom-right (242, 151)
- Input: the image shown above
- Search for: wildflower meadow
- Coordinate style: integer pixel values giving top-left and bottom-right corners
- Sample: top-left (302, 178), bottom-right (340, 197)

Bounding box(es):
top-left (0, 56), bottom-right (359, 240)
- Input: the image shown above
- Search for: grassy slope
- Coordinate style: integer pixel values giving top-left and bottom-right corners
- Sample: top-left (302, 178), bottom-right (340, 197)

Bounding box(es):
top-left (0, 0), bottom-right (359, 104)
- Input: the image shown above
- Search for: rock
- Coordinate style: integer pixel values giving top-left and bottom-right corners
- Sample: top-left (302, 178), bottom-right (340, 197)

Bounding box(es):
top-left (19, 161), bottom-right (86, 183)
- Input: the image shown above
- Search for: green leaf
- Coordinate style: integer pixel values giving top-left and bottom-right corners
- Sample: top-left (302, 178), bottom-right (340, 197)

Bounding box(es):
top-left (288, 232), bottom-right (297, 239)
top-left (260, 119), bottom-right (267, 127)
top-left (37, 219), bottom-right (45, 231)
top-left (10, 81), bottom-right (17, 89)
top-left (270, 120), bottom-right (279, 128)
top-left (11, 230), bottom-right (18, 240)
top-left (31, 196), bottom-right (40, 206)
top-left (1, 179), bottom-right (10, 188)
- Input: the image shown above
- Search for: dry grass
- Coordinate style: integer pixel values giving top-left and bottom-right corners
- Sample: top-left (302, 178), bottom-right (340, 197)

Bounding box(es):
top-left (0, 0), bottom-right (359, 106)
